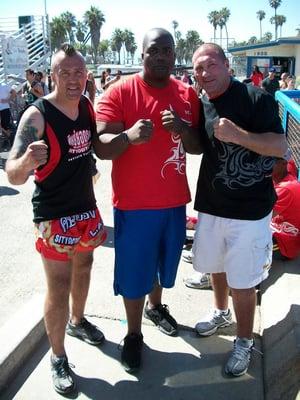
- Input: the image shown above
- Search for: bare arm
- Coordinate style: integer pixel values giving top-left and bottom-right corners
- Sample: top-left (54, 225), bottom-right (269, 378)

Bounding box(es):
top-left (213, 117), bottom-right (288, 157)
top-left (161, 109), bottom-right (203, 154)
top-left (5, 107), bottom-right (48, 185)
top-left (31, 82), bottom-right (44, 98)
top-left (94, 119), bottom-right (154, 160)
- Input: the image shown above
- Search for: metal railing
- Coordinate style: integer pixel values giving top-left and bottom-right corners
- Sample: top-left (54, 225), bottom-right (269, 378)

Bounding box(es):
top-left (276, 90), bottom-right (300, 180)
top-left (0, 16), bottom-right (51, 84)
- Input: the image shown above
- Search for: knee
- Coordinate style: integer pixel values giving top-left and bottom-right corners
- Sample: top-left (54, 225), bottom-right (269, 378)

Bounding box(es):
top-left (46, 275), bottom-right (72, 303)
top-left (74, 252), bottom-right (94, 270)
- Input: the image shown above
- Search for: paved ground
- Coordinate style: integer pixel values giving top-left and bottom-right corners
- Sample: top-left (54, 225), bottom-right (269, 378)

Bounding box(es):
top-left (2, 318), bottom-right (264, 400)
top-left (1, 149), bottom-right (298, 399)
top-left (0, 152), bottom-right (203, 328)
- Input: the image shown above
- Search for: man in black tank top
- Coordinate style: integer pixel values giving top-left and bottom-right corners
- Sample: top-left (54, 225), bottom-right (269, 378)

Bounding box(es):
top-left (6, 44), bottom-right (106, 395)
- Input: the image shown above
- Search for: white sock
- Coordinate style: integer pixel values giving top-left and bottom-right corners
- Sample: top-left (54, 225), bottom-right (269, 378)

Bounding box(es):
top-left (215, 308), bottom-right (229, 315)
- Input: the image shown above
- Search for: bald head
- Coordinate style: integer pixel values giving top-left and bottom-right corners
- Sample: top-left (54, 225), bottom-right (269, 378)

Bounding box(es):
top-left (192, 42), bottom-right (230, 99)
top-left (192, 43), bottom-right (227, 64)
top-left (142, 28), bottom-right (174, 52)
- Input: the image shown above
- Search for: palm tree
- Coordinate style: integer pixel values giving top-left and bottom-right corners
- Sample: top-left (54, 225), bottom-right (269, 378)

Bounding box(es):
top-left (123, 29), bottom-right (136, 64)
top-left (248, 36), bottom-right (258, 44)
top-left (175, 38), bottom-right (186, 65)
top-left (219, 7), bottom-right (230, 50)
top-left (75, 21), bottom-right (87, 44)
top-left (175, 30), bottom-right (182, 43)
top-left (262, 31), bottom-right (273, 42)
top-left (61, 12), bottom-right (76, 44)
top-left (111, 28), bottom-right (124, 64)
top-left (171, 20), bottom-right (179, 44)
top-left (269, 0), bottom-right (282, 40)
top-left (185, 30), bottom-right (203, 63)
top-left (217, 14), bottom-right (225, 48)
top-left (84, 6), bottom-right (105, 64)
top-left (276, 15), bottom-right (287, 37)
top-left (98, 39), bottom-right (109, 62)
top-left (129, 43), bottom-right (137, 65)
top-left (256, 10), bottom-right (266, 40)
top-left (50, 16), bottom-right (67, 50)
top-left (208, 10), bottom-right (219, 43)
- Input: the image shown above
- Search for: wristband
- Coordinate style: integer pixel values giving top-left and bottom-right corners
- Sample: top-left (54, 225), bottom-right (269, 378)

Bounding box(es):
top-left (121, 131), bottom-right (130, 145)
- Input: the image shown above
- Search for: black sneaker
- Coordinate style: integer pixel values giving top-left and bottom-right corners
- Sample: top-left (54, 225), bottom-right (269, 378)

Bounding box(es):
top-left (66, 317), bottom-right (105, 345)
top-left (121, 333), bottom-right (144, 373)
top-left (144, 302), bottom-right (178, 336)
top-left (51, 355), bottom-right (76, 395)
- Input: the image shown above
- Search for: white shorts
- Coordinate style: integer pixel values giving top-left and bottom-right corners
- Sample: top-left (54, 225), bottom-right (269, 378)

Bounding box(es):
top-left (192, 212), bottom-right (273, 289)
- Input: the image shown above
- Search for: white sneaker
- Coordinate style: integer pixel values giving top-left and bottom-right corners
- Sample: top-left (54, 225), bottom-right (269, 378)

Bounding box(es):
top-left (181, 249), bottom-right (193, 263)
top-left (184, 272), bottom-right (212, 289)
top-left (225, 337), bottom-right (254, 376)
top-left (195, 309), bottom-right (233, 336)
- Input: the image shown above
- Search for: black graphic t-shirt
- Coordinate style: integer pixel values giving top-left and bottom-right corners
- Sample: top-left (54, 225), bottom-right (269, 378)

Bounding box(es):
top-left (32, 96), bottom-right (97, 222)
top-left (195, 79), bottom-right (284, 220)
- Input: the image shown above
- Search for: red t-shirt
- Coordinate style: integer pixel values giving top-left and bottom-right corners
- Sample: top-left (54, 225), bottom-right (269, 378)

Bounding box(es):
top-left (250, 71), bottom-right (264, 87)
top-left (271, 174), bottom-right (300, 259)
top-left (96, 74), bottom-right (199, 210)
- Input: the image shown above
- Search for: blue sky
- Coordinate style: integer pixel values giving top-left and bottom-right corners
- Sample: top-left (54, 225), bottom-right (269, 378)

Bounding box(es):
top-left (1, 0), bottom-right (299, 53)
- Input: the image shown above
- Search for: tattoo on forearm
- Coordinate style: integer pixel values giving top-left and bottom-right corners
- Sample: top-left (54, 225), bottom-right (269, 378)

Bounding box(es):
top-left (11, 118), bottom-right (39, 158)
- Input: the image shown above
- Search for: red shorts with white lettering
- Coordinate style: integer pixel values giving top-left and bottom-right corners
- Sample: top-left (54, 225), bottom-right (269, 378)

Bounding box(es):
top-left (35, 208), bottom-right (107, 261)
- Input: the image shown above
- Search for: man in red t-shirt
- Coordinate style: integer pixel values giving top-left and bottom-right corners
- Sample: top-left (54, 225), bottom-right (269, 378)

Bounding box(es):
top-left (271, 159), bottom-right (300, 259)
top-left (94, 28), bottom-right (199, 373)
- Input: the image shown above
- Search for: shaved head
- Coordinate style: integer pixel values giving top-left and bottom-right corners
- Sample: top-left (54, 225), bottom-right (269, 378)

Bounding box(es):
top-left (192, 43), bottom-right (227, 64)
top-left (142, 28), bottom-right (174, 52)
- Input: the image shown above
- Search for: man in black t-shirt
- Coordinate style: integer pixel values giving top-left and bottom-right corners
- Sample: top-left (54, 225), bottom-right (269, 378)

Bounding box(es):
top-left (182, 43), bottom-right (288, 377)
top-left (262, 67), bottom-right (280, 97)
top-left (6, 44), bottom-right (106, 395)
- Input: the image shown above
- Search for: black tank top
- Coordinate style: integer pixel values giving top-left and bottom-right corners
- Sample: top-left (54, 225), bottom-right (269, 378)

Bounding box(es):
top-left (32, 96), bottom-right (97, 222)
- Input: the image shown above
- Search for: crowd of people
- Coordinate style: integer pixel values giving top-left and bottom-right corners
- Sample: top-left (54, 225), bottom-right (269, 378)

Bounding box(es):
top-left (4, 27), bottom-right (299, 396)
top-left (248, 64), bottom-right (298, 96)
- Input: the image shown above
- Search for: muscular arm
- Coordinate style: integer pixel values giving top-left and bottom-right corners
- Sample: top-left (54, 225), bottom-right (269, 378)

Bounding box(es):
top-left (94, 121), bottom-right (128, 160)
top-left (213, 117), bottom-right (288, 157)
top-left (94, 119), bottom-right (153, 160)
top-left (5, 107), bottom-right (47, 185)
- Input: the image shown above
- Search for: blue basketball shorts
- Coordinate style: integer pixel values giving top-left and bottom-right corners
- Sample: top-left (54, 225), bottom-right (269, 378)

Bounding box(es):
top-left (113, 206), bottom-right (186, 299)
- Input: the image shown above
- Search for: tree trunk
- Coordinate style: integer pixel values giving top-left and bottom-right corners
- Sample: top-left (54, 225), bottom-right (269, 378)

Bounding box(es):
top-left (275, 8), bottom-right (277, 40)
top-left (260, 21), bottom-right (262, 40)
top-left (225, 24), bottom-right (229, 50)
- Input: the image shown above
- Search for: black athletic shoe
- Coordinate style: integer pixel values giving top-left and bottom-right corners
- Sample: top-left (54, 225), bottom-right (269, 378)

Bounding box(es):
top-left (121, 333), bottom-right (144, 373)
top-left (144, 302), bottom-right (178, 336)
top-left (66, 317), bottom-right (105, 345)
top-left (51, 355), bottom-right (76, 395)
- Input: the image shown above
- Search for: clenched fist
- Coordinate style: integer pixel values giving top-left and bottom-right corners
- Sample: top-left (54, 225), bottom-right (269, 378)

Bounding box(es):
top-left (161, 109), bottom-right (184, 135)
top-left (127, 119), bottom-right (153, 145)
top-left (213, 117), bottom-right (242, 145)
top-left (24, 140), bottom-right (48, 170)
